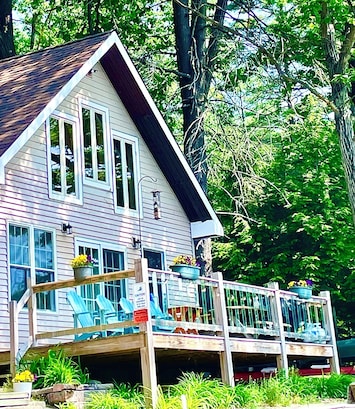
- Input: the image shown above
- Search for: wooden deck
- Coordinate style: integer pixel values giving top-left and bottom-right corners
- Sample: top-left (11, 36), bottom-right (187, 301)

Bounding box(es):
top-left (2, 259), bottom-right (340, 408)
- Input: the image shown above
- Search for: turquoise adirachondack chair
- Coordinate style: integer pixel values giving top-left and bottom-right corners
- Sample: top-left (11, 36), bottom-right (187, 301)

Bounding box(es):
top-left (95, 294), bottom-right (126, 336)
top-left (67, 290), bottom-right (102, 341)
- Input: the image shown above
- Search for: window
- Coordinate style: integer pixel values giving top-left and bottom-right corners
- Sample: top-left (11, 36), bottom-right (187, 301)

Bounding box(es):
top-left (145, 249), bottom-right (167, 311)
top-left (9, 224), bottom-right (55, 311)
top-left (113, 134), bottom-right (138, 212)
top-left (81, 104), bottom-right (109, 185)
top-left (76, 243), bottom-right (126, 313)
top-left (48, 115), bottom-right (80, 201)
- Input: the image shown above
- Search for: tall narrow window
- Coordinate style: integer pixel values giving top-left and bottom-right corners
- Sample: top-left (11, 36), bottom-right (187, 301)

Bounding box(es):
top-left (82, 105), bottom-right (108, 185)
top-left (9, 225), bottom-right (55, 311)
top-left (114, 135), bottom-right (138, 212)
top-left (49, 116), bottom-right (78, 200)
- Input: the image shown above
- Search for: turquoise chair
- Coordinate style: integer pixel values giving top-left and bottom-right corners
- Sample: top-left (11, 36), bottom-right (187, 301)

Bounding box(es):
top-left (150, 300), bottom-right (175, 332)
top-left (95, 294), bottom-right (125, 336)
top-left (118, 297), bottom-right (139, 334)
top-left (67, 290), bottom-right (102, 341)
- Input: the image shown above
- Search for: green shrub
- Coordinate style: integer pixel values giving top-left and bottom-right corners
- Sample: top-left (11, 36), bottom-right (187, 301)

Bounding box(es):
top-left (26, 348), bottom-right (90, 389)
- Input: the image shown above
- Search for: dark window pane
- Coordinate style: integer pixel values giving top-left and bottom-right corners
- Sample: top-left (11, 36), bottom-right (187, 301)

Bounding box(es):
top-left (82, 108), bottom-right (93, 179)
top-left (10, 267), bottom-right (30, 301)
top-left (95, 113), bottom-right (106, 181)
top-left (50, 117), bottom-right (61, 193)
top-left (64, 121), bottom-right (75, 195)
top-left (114, 139), bottom-right (124, 207)
top-left (126, 143), bottom-right (136, 210)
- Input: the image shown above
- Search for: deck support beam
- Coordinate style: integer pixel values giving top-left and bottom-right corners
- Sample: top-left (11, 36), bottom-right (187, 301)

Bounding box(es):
top-left (135, 258), bottom-right (158, 409)
top-left (212, 271), bottom-right (234, 386)
top-left (268, 282), bottom-right (288, 377)
top-left (320, 291), bottom-right (340, 374)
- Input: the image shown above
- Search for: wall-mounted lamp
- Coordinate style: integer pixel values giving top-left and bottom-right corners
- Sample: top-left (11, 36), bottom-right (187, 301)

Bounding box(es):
top-left (152, 190), bottom-right (161, 220)
top-left (132, 237), bottom-right (141, 249)
top-left (62, 223), bottom-right (73, 235)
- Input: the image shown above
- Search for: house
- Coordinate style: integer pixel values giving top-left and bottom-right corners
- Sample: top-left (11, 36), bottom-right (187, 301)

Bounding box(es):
top-left (0, 30), bottom-right (222, 342)
top-left (0, 31), bottom-right (340, 408)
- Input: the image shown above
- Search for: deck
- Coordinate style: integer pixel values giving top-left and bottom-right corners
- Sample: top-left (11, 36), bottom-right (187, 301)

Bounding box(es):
top-left (2, 259), bottom-right (340, 408)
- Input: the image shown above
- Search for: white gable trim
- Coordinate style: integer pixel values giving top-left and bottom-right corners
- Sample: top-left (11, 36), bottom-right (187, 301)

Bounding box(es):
top-left (0, 32), bottom-right (120, 184)
top-left (191, 219), bottom-right (224, 239)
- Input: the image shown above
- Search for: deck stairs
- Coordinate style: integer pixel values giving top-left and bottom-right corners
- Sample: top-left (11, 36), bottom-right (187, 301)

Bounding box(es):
top-left (0, 390), bottom-right (46, 408)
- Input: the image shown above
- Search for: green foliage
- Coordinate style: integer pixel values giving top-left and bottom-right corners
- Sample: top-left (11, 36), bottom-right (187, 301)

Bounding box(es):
top-left (82, 372), bottom-right (355, 408)
top-left (26, 348), bottom-right (90, 389)
top-left (212, 97), bottom-right (355, 336)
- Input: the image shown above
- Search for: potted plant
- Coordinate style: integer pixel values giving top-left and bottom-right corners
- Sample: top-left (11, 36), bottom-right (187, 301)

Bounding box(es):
top-left (287, 279), bottom-right (313, 299)
top-left (12, 369), bottom-right (34, 395)
top-left (71, 254), bottom-right (96, 281)
top-left (170, 255), bottom-right (200, 280)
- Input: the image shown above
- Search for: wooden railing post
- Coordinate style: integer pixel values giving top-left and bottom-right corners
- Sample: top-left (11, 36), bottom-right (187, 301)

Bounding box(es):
top-left (27, 277), bottom-right (37, 346)
top-left (267, 282), bottom-right (288, 377)
top-left (135, 258), bottom-right (158, 409)
top-left (9, 301), bottom-right (18, 378)
top-left (212, 271), bottom-right (234, 387)
top-left (320, 290), bottom-right (340, 374)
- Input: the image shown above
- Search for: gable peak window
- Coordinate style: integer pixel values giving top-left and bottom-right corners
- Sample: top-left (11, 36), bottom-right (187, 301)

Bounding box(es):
top-left (114, 134), bottom-right (138, 212)
top-left (48, 115), bottom-right (80, 201)
top-left (81, 104), bottom-right (109, 186)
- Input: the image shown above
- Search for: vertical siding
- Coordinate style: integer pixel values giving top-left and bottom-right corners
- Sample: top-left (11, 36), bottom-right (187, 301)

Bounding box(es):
top-left (0, 62), bottom-right (195, 350)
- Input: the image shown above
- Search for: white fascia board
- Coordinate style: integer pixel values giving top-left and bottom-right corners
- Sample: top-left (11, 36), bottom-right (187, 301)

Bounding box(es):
top-left (113, 33), bottom-right (224, 230)
top-left (191, 219), bottom-right (224, 239)
top-left (0, 32), bottom-right (119, 183)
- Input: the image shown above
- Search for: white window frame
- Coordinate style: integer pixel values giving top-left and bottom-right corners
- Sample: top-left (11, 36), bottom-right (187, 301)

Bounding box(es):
top-left (7, 222), bottom-right (57, 313)
top-left (46, 111), bottom-right (82, 204)
top-left (112, 131), bottom-right (140, 217)
top-left (79, 99), bottom-right (112, 190)
top-left (74, 238), bottom-right (128, 311)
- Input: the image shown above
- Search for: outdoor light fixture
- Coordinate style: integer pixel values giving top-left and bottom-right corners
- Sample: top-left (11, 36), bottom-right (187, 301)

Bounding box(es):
top-left (62, 223), bottom-right (73, 235)
top-left (152, 190), bottom-right (161, 220)
top-left (132, 237), bottom-right (141, 249)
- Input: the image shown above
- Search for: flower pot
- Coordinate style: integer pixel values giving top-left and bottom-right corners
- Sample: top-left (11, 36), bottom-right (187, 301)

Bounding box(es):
top-left (290, 286), bottom-right (312, 299)
top-left (13, 381), bottom-right (32, 395)
top-left (73, 266), bottom-right (93, 281)
top-left (170, 264), bottom-right (200, 280)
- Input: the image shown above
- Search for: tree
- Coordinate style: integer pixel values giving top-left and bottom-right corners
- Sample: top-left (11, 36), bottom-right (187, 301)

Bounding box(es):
top-left (0, 0), bottom-right (15, 58)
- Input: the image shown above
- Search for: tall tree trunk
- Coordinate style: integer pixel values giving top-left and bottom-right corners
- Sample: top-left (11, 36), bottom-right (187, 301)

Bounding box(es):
top-left (0, 0), bottom-right (15, 59)
top-left (172, 0), bottom-right (227, 274)
top-left (321, 2), bottom-right (355, 224)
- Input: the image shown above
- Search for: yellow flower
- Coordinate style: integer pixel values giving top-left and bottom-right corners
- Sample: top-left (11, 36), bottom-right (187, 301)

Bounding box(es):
top-left (13, 370), bottom-right (34, 383)
top-left (287, 279), bottom-right (313, 289)
top-left (172, 255), bottom-right (197, 266)
top-left (71, 254), bottom-right (95, 268)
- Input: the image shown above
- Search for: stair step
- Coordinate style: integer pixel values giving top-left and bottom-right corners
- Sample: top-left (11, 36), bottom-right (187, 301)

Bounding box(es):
top-left (0, 391), bottom-right (30, 408)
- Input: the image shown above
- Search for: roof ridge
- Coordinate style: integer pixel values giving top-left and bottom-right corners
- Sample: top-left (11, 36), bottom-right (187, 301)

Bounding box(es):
top-left (0, 30), bottom-right (114, 64)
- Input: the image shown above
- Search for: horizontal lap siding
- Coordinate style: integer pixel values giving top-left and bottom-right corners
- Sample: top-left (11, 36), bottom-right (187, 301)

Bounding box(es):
top-left (0, 62), bottom-right (194, 349)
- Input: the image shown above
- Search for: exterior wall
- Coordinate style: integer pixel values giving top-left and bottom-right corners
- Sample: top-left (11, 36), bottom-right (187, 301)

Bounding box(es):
top-left (0, 62), bottom-right (194, 350)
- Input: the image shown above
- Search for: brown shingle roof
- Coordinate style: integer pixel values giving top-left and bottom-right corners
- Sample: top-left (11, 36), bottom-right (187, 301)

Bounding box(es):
top-left (0, 32), bottom-right (110, 155)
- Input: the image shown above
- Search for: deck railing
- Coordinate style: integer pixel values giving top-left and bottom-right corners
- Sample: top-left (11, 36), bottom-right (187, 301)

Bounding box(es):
top-left (9, 262), bottom-right (338, 379)
top-left (148, 268), bottom-right (332, 344)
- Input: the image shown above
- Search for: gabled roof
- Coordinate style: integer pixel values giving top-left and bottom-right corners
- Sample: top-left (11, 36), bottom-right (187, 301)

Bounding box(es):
top-left (0, 31), bottom-right (223, 238)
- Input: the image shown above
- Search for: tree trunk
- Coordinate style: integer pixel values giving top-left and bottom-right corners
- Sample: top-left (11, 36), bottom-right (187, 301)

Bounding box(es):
top-left (320, 1), bottom-right (355, 223)
top-left (0, 0), bottom-right (15, 59)
top-left (172, 0), bottom-right (227, 273)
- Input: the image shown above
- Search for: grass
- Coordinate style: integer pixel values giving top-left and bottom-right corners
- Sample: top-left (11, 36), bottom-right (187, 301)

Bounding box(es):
top-left (85, 371), bottom-right (355, 408)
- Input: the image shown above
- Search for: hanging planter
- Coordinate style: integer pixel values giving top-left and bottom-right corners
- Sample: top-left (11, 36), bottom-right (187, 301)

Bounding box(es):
top-left (289, 286), bottom-right (312, 299)
top-left (71, 254), bottom-right (96, 281)
top-left (73, 266), bottom-right (93, 281)
top-left (170, 264), bottom-right (201, 280)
